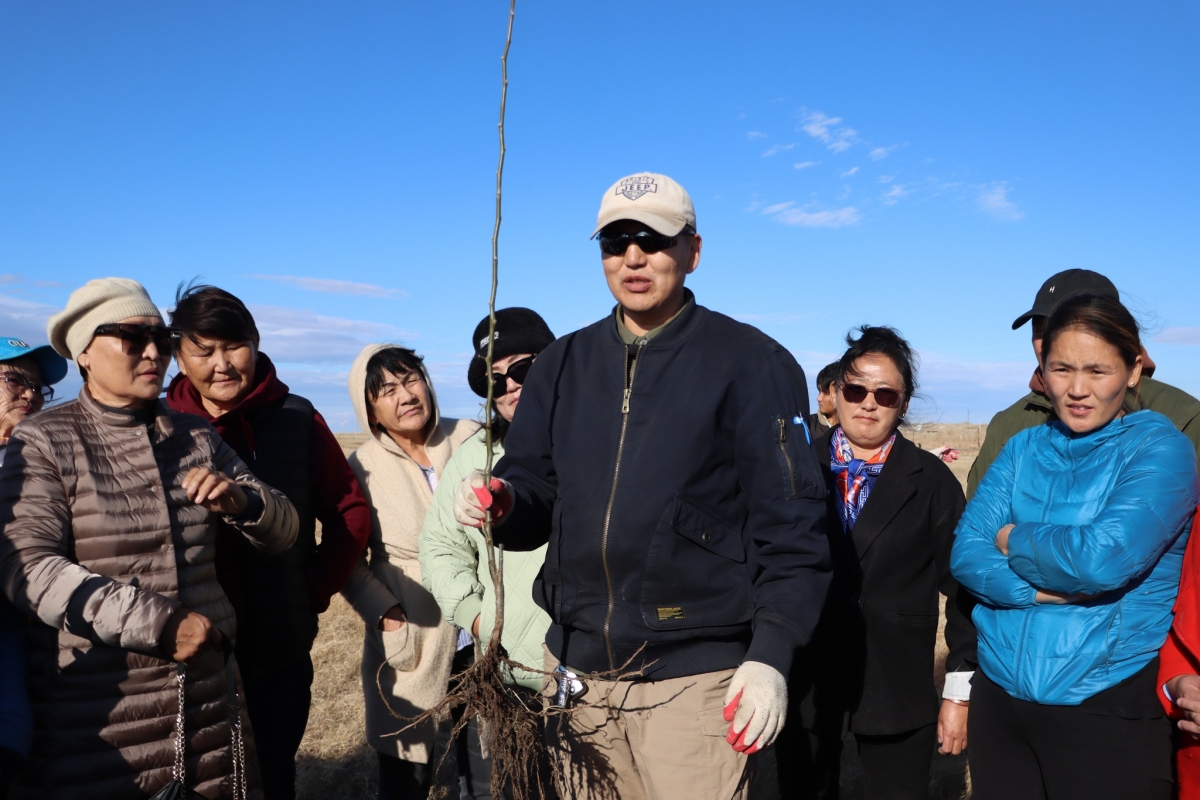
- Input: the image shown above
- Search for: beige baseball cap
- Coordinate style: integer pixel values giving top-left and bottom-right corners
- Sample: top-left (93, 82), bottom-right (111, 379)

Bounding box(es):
top-left (592, 172), bottom-right (696, 237)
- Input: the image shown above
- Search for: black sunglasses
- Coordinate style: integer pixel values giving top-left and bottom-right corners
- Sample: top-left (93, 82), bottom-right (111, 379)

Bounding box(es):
top-left (0, 372), bottom-right (53, 403)
top-left (93, 323), bottom-right (182, 352)
top-left (598, 229), bottom-right (682, 257)
top-left (490, 356), bottom-right (535, 397)
top-left (840, 382), bottom-right (903, 409)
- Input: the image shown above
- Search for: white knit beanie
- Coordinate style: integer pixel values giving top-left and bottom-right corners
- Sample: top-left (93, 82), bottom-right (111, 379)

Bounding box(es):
top-left (47, 278), bottom-right (162, 360)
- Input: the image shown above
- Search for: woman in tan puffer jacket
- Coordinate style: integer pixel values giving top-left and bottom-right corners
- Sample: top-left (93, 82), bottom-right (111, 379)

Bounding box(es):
top-left (0, 278), bottom-right (298, 800)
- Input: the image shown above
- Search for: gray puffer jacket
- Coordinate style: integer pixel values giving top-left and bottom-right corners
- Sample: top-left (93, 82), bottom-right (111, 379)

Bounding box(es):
top-left (0, 388), bottom-right (298, 799)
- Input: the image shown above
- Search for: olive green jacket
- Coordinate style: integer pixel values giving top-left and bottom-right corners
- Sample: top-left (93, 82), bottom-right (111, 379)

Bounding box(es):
top-left (967, 375), bottom-right (1200, 499)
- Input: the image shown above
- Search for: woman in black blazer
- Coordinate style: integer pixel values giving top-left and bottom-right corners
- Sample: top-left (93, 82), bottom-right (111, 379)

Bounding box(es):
top-left (777, 326), bottom-right (976, 800)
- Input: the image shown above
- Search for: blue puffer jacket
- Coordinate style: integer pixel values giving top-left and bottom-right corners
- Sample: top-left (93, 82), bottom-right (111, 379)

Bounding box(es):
top-left (951, 410), bottom-right (1198, 705)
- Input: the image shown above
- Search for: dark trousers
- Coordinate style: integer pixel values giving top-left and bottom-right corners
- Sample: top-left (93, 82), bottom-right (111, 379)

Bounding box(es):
top-left (378, 751), bottom-right (432, 800)
top-left (242, 654), bottom-right (314, 800)
top-left (377, 713), bottom-right (495, 800)
top-left (855, 723), bottom-right (936, 800)
top-left (970, 670), bottom-right (1173, 800)
top-left (775, 721), bottom-right (936, 800)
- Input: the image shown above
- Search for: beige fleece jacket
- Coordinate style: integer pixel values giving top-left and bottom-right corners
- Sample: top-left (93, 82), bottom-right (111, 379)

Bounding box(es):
top-left (341, 343), bottom-right (479, 763)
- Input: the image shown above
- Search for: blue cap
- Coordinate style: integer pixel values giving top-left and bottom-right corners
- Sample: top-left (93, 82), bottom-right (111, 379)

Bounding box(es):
top-left (0, 337), bottom-right (69, 385)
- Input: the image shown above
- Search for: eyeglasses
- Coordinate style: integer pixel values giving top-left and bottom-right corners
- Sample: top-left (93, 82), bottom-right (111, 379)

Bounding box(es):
top-left (491, 356), bottom-right (535, 397)
top-left (93, 323), bottom-right (181, 352)
top-left (840, 382), bottom-right (903, 409)
top-left (598, 230), bottom-right (682, 257)
top-left (0, 372), bottom-right (53, 403)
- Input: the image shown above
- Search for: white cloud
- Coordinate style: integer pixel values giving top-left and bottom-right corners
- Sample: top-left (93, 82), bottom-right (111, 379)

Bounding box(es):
top-left (251, 304), bottom-right (418, 364)
top-left (1157, 327), bottom-right (1200, 346)
top-left (978, 183), bottom-right (1025, 221)
top-left (798, 109), bottom-right (858, 153)
top-left (251, 274), bottom-right (408, 299)
top-left (881, 185), bottom-right (908, 205)
top-left (878, 175), bottom-right (894, 183)
top-left (761, 201), bottom-right (796, 215)
top-left (869, 146), bottom-right (896, 161)
top-left (793, 161), bottom-right (819, 170)
top-left (0, 292), bottom-right (60, 346)
top-left (772, 206), bottom-right (861, 228)
top-left (746, 131), bottom-right (768, 140)
top-left (762, 143), bottom-right (795, 157)
top-left (841, 167), bottom-right (859, 177)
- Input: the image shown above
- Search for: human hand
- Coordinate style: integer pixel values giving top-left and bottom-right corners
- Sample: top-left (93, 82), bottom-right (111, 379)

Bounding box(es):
top-left (160, 608), bottom-right (221, 663)
top-left (929, 445), bottom-right (960, 463)
top-left (994, 524), bottom-right (1015, 556)
top-left (182, 466), bottom-right (248, 516)
top-left (1166, 674), bottom-right (1200, 735)
top-left (472, 614), bottom-right (481, 638)
top-left (722, 661), bottom-right (787, 754)
top-left (937, 700), bottom-right (969, 755)
top-left (453, 470), bottom-right (513, 528)
top-left (380, 604), bottom-right (407, 632)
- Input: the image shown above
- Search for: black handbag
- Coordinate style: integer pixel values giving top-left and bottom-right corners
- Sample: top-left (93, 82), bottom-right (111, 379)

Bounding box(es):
top-left (150, 644), bottom-right (248, 800)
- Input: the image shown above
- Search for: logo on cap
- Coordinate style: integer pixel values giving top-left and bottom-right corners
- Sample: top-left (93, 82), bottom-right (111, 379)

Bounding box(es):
top-left (6, 339), bottom-right (27, 348)
top-left (1048, 286), bottom-right (1055, 294)
top-left (617, 176), bottom-right (657, 201)
top-left (478, 331), bottom-right (500, 350)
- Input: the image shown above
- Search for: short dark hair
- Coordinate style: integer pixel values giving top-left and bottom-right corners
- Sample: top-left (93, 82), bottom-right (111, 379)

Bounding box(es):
top-left (365, 346), bottom-right (426, 403)
top-left (815, 362), bottom-right (839, 393)
top-left (1041, 293), bottom-right (1142, 370)
top-left (170, 281), bottom-right (260, 346)
top-left (836, 326), bottom-right (919, 423)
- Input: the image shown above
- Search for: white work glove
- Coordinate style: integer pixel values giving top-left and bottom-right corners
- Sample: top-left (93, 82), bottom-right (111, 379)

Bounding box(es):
top-left (453, 470), bottom-right (513, 528)
top-left (722, 660), bottom-right (788, 754)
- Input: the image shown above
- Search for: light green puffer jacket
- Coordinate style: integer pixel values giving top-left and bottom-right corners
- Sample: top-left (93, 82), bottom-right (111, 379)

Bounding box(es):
top-left (419, 430), bottom-right (550, 691)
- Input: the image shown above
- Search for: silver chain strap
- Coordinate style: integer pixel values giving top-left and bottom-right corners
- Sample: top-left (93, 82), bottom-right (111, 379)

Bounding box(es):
top-left (230, 681), bottom-right (247, 800)
top-left (172, 659), bottom-right (248, 800)
top-left (172, 665), bottom-right (187, 783)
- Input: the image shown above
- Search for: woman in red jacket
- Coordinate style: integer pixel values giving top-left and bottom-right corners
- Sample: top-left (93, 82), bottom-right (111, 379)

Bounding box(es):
top-left (1159, 506), bottom-right (1200, 798)
top-left (167, 283), bottom-right (372, 800)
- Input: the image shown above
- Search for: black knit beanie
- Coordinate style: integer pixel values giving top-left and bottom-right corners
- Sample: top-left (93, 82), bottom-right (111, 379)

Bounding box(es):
top-left (467, 307), bottom-right (556, 398)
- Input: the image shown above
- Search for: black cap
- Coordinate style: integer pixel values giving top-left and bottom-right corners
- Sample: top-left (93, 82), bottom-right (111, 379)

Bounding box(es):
top-left (1011, 269), bottom-right (1120, 330)
top-left (467, 308), bottom-right (556, 398)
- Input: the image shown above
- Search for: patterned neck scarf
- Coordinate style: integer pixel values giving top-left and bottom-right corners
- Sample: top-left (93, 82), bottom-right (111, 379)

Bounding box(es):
top-left (830, 427), bottom-right (896, 533)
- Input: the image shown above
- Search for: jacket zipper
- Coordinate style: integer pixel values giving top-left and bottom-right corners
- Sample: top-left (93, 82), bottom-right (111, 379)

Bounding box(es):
top-left (777, 418), bottom-right (797, 500)
top-left (600, 342), bottom-right (645, 670)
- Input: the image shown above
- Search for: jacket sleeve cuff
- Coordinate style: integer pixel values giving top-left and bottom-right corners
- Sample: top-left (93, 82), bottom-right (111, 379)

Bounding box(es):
top-left (744, 619), bottom-right (797, 676)
top-left (342, 567), bottom-right (401, 628)
top-left (453, 594), bottom-right (485, 634)
top-left (942, 671), bottom-right (974, 701)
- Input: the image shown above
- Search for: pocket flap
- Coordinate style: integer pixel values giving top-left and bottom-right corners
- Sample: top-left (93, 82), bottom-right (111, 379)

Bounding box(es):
top-left (674, 497), bottom-right (745, 563)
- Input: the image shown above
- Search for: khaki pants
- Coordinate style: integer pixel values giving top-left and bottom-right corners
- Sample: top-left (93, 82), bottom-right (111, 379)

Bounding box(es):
top-left (544, 646), bottom-right (751, 800)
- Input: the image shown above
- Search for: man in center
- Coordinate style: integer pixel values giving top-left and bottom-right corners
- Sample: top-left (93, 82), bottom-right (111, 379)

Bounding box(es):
top-left (455, 172), bottom-right (831, 798)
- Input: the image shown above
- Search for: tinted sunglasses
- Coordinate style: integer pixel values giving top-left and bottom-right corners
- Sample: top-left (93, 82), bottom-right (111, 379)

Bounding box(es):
top-left (598, 230), bottom-right (681, 256)
top-left (0, 372), bottom-right (53, 403)
top-left (840, 382), bottom-right (903, 409)
top-left (491, 356), bottom-right (535, 397)
top-left (93, 323), bottom-right (182, 352)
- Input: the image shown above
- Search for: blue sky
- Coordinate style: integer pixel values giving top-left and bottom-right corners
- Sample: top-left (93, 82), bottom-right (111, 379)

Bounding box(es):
top-left (2, 1), bottom-right (1198, 430)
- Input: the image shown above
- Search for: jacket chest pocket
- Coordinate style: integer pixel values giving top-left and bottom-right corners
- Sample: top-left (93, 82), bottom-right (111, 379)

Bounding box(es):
top-left (639, 495), bottom-right (754, 631)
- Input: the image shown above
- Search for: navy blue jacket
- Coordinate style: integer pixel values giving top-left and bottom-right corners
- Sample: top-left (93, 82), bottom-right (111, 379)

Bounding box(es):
top-left (495, 295), bottom-right (831, 680)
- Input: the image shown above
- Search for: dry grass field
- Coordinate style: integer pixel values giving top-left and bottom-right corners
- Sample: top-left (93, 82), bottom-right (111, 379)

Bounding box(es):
top-left (295, 426), bottom-right (985, 799)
